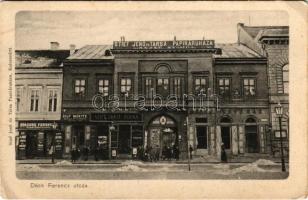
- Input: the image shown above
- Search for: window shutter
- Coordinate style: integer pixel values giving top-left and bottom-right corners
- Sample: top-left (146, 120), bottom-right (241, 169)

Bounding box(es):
top-left (209, 126), bottom-right (215, 155)
top-left (64, 125), bottom-right (72, 154)
top-left (231, 125), bottom-right (238, 155)
top-left (259, 125), bottom-right (265, 153)
top-left (238, 125), bottom-right (245, 153)
top-left (216, 126), bottom-right (221, 160)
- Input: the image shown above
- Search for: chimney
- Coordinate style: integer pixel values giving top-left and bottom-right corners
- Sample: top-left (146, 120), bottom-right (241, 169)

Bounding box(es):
top-left (237, 23), bottom-right (245, 45)
top-left (50, 42), bottom-right (60, 50)
top-left (70, 44), bottom-right (76, 55)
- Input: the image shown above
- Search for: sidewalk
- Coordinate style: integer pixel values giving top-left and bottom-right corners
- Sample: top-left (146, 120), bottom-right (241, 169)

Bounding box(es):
top-left (16, 156), bottom-right (288, 165)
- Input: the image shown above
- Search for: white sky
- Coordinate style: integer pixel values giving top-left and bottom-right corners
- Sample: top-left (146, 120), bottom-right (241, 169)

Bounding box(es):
top-left (15, 11), bottom-right (288, 50)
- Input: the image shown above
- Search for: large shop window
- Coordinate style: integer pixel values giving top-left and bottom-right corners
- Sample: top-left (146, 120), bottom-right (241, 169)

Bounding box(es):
top-left (120, 77), bottom-right (133, 98)
top-left (48, 89), bottom-right (58, 112)
top-left (282, 64), bottom-right (289, 94)
top-left (157, 78), bottom-right (169, 98)
top-left (243, 78), bottom-right (256, 97)
top-left (196, 126), bottom-right (207, 149)
top-left (194, 76), bottom-right (207, 95)
top-left (132, 125), bottom-right (143, 148)
top-left (74, 79), bottom-right (86, 97)
top-left (30, 89), bottom-right (40, 112)
top-left (217, 78), bottom-right (231, 97)
top-left (98, 79), bottom-right (110, 97)
top-left (16, 87), bottom-right (22, 112)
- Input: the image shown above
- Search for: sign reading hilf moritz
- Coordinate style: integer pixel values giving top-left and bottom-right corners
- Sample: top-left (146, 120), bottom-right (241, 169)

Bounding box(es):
top-left (113, 40), bottom-right (215, 50)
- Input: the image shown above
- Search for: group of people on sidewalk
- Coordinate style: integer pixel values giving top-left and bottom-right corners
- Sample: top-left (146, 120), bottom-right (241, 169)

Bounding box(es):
top-left (47, 143), bottom-right (228, 163)
top-left (135, 145), bottom-right (180, 162)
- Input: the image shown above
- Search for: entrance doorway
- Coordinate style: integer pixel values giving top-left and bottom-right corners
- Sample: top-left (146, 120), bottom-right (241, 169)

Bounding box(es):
top-left (25, 132), bottom-right (37, 158)
top-left (97, 125), bottom-right (109, 159)
top-left (220, 117), bottom-right (232, 150)
top-left (147, 115), bottom-right (178, 160)
top-left (221, 127), bottom-right (231, 149)
top-left (119, 125), bottom-right (131, 154)
top-left (196, 126), bottom-right (207, 149)
top-left (245, 125), bottom-right (259, 153)
top-left (72, 125), bottom-right (84, 150)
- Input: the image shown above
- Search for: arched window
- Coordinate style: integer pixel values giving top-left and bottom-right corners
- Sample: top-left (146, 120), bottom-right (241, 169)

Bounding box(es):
top-left (220, 117), bottom-right (232, 123)
top-left (282, 64), bottom-right (289, 94)
top-left (245, 117), bottom-right (256, 123)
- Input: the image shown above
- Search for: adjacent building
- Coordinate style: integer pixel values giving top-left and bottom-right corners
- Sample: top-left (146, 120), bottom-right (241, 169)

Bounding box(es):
top-left (15, 42), bottom-right (70, 159)
top-left (237, 23), bottom-right (289, 157)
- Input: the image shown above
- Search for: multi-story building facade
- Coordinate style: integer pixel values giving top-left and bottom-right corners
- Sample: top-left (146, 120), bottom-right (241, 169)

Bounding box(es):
top-left (62, 39), bottom-right (270, 161)
top-left (237, 23), bottom-right (289, 157)
top-left (15, 42), bottom-right (70, 159)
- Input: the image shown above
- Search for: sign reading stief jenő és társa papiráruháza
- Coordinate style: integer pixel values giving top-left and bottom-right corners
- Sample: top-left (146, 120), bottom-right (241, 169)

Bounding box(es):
top-left (113, 40), bottom-right (215, 50)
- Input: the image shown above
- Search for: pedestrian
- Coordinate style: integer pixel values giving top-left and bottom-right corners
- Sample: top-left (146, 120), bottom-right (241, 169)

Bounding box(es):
top-left (94, 146), bottom-right (99, 161)
top-left (71, 148), bottom-right (76, 163)
top-left (155, 145), bottom-right (160, 161)
top-left (83, 146), bottom-right (89, 161)
top-left (221, 143), bottom-right (228, 163)
top-left (189, 145), bottom-right (193, 160)
top-left (49, 144), bottom-right (55, 164)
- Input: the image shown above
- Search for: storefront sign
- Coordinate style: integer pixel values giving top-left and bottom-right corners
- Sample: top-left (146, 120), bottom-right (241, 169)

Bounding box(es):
top-left (112, 150), bottom-right (117, 157)
top-left (18, 132), bottom-right (26, 150)
top-left (19, 122), bottom-right (58, 129)
top-left (91, 113), bottom-right (142, 121)
top-left (55, 132), bottom-right (63, 151)
top-left (113, 40), bottom-right (215, 50)
top-left (62, 114), bottom-right (88, 121)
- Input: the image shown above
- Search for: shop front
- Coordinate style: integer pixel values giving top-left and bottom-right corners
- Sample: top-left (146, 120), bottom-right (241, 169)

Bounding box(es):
top-left (63, 113), bottom-right (144, 160)
top-left (17, 121), bottom-right (63, 159)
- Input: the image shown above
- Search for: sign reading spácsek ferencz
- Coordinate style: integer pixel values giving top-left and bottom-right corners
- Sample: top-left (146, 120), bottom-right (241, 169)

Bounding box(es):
top-left (113, 40), bottom-right (215, 50)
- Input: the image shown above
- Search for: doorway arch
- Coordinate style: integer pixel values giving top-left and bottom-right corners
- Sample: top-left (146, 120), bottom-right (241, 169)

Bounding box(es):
top-left (147, 115), bottom-right (177, 149)
top-left (245, 117), bottom-right (259, 153)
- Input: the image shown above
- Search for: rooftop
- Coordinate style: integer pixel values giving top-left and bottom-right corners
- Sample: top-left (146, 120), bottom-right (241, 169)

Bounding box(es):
top-left (241, 25), bottom-right (289, 39)
top-left (67, 45), bottom-right (113, 60)
top-left (214, 43), bottom-right (263, 58)
top-left (15, 50), bottom-right (70, 68)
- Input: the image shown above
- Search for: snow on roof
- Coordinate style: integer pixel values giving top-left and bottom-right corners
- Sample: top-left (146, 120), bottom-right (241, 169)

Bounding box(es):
top-left (67, 45), bottom-right (114, 60)
top-left (214, 43), bottom-right (263, 58)
top-left (242, 26), bottom-right (289, 39)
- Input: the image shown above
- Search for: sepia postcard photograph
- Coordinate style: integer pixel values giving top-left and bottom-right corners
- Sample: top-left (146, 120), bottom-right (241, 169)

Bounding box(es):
top-left (0, 1), bottom-right (307, 199)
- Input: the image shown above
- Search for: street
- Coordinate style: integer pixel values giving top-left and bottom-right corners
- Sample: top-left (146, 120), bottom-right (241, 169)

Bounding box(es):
top-left (16, 159), bottom-right (289, 180)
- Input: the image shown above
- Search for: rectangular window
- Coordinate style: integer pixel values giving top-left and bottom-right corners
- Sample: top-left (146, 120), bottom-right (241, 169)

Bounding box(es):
top-left (120, 77), bottom-right (133, 97)
top-left (16, 87), bottom-right (22, 112)
top-left (218, 78), bottom-right (231, 97)
top-left (194, 76), bottom-right (207, 95)
top-left (196, 126), bottom-right (207, 149)
top-left (274, 130), bottom-right (287, 138)
top-left (30, 89), bottom-right (40, 112)
top-left (98, 79), bottom-right (110, 97)
top-left (243, 78), bottom-right (256, 96)
top-left (157, 78), bottom-right (169, 97)
top-left (145, 77), bottom-right (154, 98)
top-left (173, 77), bottom-right (182, 98)
top-left (48, 90), bottom-right (58, 112)
top-left (74, 79), bottom-right (86, 96)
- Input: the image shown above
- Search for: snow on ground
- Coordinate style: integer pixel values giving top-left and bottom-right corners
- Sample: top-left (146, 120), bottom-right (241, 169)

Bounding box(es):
top-left (55, 160), bottom-right (72, 165)
top-left (253, 159), bottom-right (278, 165)
top-left (216, 159), bottom-right (279, 175)
top-left (116, 164), bottom-right (148, 172)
